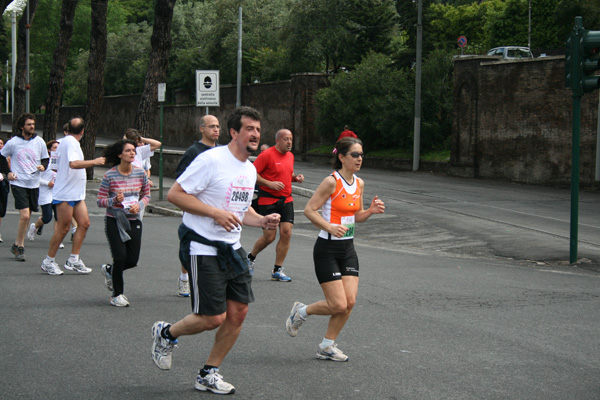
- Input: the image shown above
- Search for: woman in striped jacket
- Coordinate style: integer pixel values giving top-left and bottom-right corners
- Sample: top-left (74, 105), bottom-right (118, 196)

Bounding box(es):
top-left (97, 139), bottom-right (150, 307)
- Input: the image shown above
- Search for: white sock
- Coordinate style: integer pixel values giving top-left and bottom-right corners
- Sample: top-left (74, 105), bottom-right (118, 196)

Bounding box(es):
top-left (45, 255), bottom-right (55, 262)
top-left (69, 254), bottom-right (79, 262)
top-left (298, 306), bottom-right (308, 319)
top-left (319, 338), bottom-right (335, 350)
top-left (180, 272), bottom-right (189, 281)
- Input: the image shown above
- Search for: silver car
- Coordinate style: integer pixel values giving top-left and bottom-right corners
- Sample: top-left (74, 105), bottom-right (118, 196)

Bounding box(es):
top-left (487, 46), bottom-right (533, 59)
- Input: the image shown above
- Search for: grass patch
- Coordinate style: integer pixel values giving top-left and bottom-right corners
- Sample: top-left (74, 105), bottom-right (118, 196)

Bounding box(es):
top-left (308, 146), bottom-right (450, 162)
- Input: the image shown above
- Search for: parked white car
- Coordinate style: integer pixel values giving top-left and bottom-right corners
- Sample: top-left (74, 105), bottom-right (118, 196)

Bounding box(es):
top-left (487, 46), bottom-right (533, 59)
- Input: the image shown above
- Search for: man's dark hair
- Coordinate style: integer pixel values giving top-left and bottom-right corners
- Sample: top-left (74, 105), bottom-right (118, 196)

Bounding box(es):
top-left (227, 106), bottom-right (261, 137)
top-left (124, 128), bottom-right (142, 143)
top-left (68, 117), bottom-right (85, 135)
top-left (16, 112), bottom-right (35, 130)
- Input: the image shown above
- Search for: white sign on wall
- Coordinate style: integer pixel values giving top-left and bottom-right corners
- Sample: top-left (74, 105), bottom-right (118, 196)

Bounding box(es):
top-left (196, 70), bottom-right (220, 107)
top-left (158, 83), bottom-right (166, 102)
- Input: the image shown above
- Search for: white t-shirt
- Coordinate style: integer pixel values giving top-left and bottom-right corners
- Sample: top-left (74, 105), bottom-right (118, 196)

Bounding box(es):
top-left (38, 168), bottom-right (56, 205)
top-left (178, 145), bottom-right (256, 256)
top-left (133, 144), bottom-right (153, 170)
top-left (0, 134), bottom-right (48, 189)
top-left (52, 135), bottom-right (86, 201)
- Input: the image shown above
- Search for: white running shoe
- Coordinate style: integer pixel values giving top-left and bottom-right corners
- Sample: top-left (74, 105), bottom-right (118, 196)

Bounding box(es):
top-left (286, 301), bottom-right (306, 337)
top-left (59, 243), bottom-right (65, 249)
top-left (247, 257), bottom-right (255, 276)
top-left (64, 258), bottom-right (92, 274)
top-left (151, 321), bottom-right (177, 370)
top-left (41, 258), bottom-right (64, 276)
top-left (27, 223), bottom-right (37, 241)
top-left (316, 343), bottom-right (349, 362)
top-left (178, 277), bottom-right (190, 297)
top-left (110, 294), bottom-right (129, 307)
top-left (195, 368), bottom-right (235, 395)
top-left (0, 233), bottom-right (3, 243)
top-left (101, 264), bottom-right (113, 291)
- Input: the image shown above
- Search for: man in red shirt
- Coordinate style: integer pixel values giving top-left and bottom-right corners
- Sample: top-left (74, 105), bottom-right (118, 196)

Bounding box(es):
top-left (337, 125), bottom-right (357, 142)
top-left (247, 129), bottom-right (304, 281)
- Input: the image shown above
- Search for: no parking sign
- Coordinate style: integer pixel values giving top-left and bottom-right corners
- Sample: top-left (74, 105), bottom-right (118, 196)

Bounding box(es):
top-left (457, 36), bottom-right (467, 48)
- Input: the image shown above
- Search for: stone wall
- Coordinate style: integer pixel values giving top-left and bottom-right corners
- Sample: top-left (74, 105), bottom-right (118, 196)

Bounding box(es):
top-left (450, 55), bottom-right (598, 185)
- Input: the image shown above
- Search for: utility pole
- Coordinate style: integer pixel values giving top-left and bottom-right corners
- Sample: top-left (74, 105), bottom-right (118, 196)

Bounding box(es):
top-left (412, 0), bottom-right (422, 171)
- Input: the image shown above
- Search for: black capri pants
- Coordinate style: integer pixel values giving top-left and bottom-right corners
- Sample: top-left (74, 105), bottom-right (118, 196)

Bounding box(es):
top-left (104, 216), bottom-right (143, 297)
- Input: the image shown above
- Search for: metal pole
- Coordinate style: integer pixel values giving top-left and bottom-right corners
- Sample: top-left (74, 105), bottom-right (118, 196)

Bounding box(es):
top-left (11, 11), bottom-right (16, 119)
top-left (6, 60), bottom-right (8, 114)
top-left (528, 0), bottom-right (532, 49)
top-left (159, 103), bottom-right (164, 201)
top-left (236, 7), bottom-right (242, 108)
top-left (569, 17), bottom-right (583, 264)
top-left (412, 0), bottom-right (422, 171)
top-left (25, 0), bottom-right (29, 113)
top-left (596, 90), bottom-right (600, 181)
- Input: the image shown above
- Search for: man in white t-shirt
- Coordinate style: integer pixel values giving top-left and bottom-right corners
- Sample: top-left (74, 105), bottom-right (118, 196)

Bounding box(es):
top-left (150, 107), bottom-right (280, 395)
top-left (0, 113), bottom-right (49, 261)
top-left (40, 117), bottom-right (105, 276)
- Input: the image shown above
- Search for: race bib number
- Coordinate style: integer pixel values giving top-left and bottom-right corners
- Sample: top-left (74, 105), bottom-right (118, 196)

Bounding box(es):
top-left (340, 215), bottom-right (355, 238)
top-left (49, 151), bottom-right (58, 171)
top-left (228, 186), bottom-right (253, 213)
top-left (121, 195), bottom-right (138, 211)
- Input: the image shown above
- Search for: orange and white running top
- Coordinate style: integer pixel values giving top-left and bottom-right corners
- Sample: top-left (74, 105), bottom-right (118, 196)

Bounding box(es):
top-left (318, 171), bottom-right (361, 240)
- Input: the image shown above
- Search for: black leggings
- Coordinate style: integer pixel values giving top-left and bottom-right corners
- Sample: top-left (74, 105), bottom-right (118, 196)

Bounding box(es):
top-left (104, 216), bottom-right (143, 296)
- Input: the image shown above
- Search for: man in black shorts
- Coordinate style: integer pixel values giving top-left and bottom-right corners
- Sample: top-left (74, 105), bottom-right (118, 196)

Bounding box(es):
top-left (247, 128), bottom-right (304, 281)
top-left (0, 113), bottom-right (49, 261)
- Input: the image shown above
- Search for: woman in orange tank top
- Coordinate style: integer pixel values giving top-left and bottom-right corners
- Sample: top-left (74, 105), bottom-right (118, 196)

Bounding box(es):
top-left (284, 137), bottom-right (385, 361)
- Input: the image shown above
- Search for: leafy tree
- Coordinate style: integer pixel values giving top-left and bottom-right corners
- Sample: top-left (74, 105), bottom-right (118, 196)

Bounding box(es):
top-left (283, 0), bottom-right (398, 74)
top-left (316, 52), bottom-right (413, 150)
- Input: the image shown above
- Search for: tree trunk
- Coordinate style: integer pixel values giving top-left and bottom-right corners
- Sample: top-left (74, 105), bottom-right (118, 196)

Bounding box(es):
top-left (43, 0), bottom-right (78, 142)
top-left (81, 0), bottom-right (108, 180)
top-left (13, 0), bottom-right (39, 130)
top-left (134, 0), bottom-right (176, 137)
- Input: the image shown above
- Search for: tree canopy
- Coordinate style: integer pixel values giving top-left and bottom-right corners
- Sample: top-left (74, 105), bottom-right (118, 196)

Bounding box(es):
top-left (0, 0), bottom-right (594, 152)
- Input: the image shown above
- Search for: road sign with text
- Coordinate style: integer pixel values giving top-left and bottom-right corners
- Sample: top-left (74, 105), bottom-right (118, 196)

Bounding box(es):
top-left (196, 70), bottom-right (220, 107)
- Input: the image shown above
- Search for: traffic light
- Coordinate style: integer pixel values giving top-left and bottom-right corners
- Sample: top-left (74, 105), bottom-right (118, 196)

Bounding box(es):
top-left (565, 32), bottom-right (576, 90)
top-left (580, 30), bottom-right (600, 93)
top-left (565, 17), bottom-right (600, 95)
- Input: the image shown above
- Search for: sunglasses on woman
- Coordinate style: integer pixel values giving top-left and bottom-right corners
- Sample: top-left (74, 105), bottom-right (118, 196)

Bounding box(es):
top-left (347, 152), bottom-right (364, 159)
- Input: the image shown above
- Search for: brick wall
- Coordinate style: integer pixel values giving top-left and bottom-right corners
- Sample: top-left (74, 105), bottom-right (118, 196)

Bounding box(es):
top-left (451, 55), bottom-right (598, 185)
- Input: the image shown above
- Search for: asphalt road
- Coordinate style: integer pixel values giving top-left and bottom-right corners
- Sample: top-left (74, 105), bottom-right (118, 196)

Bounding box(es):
top-left (1, 163), bottom-right (600, 399)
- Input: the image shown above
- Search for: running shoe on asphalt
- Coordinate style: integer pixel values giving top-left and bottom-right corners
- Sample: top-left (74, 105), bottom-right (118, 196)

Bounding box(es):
top-left (59, 243), bottom-right (64, 249)
top-left (101, 264), bottom-right (113, 291)
top-left (27, 223), bottom-right (36, 241)
top-left (11, 244), bottom-right (25, 261)
top-left (110, 294), bottom-right (129, 307)
top-left (286, 301), bottom-right (306, 337)
top-left (195, 368), bottom-right (235, 395)
top-left (247, 257), bottom-right (255, 277)
top-left (0, 233), bottom-right (3, 242)
top-left (64, 258), bottom-right (92, 274)
top-left (271, 268), bottom-right (291, 282)
top-left (151, 321), bottom-right (177, 370)
top-left (316, 343), bottom-right (349, 362)
top-left (41, 258), bottom-right (64, 276)
top-left (178, 277), bottom-right (190, 297)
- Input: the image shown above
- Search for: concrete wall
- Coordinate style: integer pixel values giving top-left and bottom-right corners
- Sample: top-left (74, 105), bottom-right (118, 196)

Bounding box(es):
top-left (450, 55), bottom-right (598, 185)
